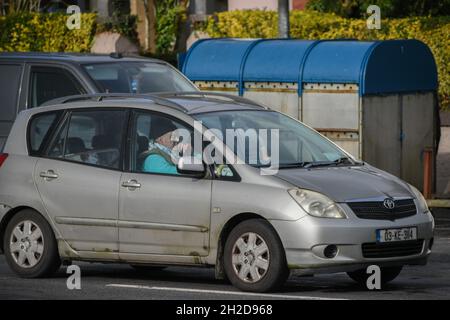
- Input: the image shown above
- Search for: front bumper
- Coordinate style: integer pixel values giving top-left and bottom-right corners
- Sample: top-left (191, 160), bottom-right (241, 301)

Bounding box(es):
top-left (270, 207), bottom-right (434, 275)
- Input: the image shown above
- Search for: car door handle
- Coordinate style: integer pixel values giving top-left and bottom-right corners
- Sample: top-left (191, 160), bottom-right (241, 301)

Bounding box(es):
top-left (122, 180), bottom-right (141, 189)
top-left (39, 170), bottom-right (59, 181)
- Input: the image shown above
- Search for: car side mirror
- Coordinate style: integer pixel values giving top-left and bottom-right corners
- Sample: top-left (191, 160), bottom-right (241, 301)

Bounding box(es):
top-left (177, 156), bottom-right (205, 176)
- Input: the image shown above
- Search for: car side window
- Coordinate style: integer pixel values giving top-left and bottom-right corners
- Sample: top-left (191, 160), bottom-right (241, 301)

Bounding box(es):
top-left (47, 109), bottom-right (127, 170)
top-left (29, 66), bottom-right (85, 108)
top-left (131, 111), bottom-right (194, 175)
top-left (214, 164), bottom-right (238, 180)
top-left (28, 112), bottom-right (60, 156)
top-left (0, 64), bottom-right (22, 120)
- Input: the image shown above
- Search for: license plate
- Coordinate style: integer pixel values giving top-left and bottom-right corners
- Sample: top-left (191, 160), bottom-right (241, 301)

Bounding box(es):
top-left (376, 227), bottom-right (417, 243)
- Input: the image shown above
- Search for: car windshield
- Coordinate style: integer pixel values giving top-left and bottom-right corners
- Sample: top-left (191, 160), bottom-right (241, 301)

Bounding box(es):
top-left (83, 62), bottom-right (196, 94)
top-left (194, 110), bottom-right (356, 168)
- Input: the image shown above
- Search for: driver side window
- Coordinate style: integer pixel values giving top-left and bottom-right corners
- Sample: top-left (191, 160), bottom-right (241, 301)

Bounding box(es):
top-left (131, 111), bottom-right (194, 175)
top-left (47, 109), bottom-right (127, 170)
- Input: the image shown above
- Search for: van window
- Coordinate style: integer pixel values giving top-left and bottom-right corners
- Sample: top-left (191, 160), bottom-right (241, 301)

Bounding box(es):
top-left (48, 109), bottom-right (127, 170)
top-left (29, 67), bottom-right (84, 108)
top-left (83, 62), bottom-right (196, 93)
top-left (28, 112), bottom-right (60, 155)
top-left (0, 64), bottom-right (22, 121)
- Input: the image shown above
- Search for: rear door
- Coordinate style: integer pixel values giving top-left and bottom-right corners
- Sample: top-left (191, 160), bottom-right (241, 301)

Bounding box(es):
top-left (34, 108), bottom-right (128, 255)
top-left (0, 63), bottom-right (23, 150)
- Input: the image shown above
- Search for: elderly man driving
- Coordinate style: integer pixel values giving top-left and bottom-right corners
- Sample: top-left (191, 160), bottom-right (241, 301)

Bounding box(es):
top-left (142, 118), bottom-right (191, 175)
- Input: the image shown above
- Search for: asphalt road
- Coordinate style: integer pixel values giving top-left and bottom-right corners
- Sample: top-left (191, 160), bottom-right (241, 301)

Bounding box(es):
top-left (0, 211), bottom-right (449, 300)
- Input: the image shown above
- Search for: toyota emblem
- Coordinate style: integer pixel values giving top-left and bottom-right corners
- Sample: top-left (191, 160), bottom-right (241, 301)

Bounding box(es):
top-left (383, 198), bottom-right (395, 210)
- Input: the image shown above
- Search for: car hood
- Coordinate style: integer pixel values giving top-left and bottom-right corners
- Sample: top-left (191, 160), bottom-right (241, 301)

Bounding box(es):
top-left (275, 164), bottom-right (413, 202)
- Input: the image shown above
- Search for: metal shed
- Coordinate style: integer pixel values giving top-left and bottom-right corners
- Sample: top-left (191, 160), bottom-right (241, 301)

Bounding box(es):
top-left (182, 38), bottom-right (440, 191)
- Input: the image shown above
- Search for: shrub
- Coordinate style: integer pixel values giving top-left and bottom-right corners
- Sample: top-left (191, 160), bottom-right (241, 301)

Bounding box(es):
top-left (306, 0), bottom-right (450, 18)
top-left (97, 14), bottom-right (138, 44)
top-left (0, 12), bottom-right (97, 53)
top-left (156, 0), bottom-right (188, 55)
top-left (201, 10), bottom-right (450, 110)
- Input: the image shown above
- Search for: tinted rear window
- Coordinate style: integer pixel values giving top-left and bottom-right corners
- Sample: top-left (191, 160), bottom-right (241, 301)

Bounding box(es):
top-left (0, 64), bottom-right (22, 120)
top-left (29, 67), bottom-right (84, 108)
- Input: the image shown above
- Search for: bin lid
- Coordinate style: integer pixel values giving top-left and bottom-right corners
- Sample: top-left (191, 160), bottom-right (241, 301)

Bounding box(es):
top-left (243, 39), bottom-right (316, 83)
top-left (182, 38), bottom-right (257, 82)
top-left (182, 38), bottom-right (438, 96)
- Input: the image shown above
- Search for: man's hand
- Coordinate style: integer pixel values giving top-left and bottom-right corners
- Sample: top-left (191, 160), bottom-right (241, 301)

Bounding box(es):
top-left (173, 143), bottom-right (192, 157)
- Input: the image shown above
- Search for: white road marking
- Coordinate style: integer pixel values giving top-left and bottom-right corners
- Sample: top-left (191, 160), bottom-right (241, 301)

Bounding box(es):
top-left (106, 284), bottom-right (346, 300)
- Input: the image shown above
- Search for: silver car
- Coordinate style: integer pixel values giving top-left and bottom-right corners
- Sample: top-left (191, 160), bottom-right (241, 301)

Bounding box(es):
top-left (0, 93), bottom-right (434, 292)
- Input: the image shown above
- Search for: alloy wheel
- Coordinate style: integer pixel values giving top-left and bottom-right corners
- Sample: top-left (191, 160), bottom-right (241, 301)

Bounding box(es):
top-left (231, 232), bottom-right (270, 283)
top-left (9, 220), bottom-right (44, 269)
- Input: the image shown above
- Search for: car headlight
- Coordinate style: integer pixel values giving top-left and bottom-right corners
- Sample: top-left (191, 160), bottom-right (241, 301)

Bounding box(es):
top-left (288, 189), bottom-right (346, 219)
top-left (408, 184), bottom-right (429, 213)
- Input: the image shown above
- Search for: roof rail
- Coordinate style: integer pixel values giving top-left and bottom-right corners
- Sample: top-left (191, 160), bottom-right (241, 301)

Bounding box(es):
top-left (155, 91), bottom-right (269, 109)
top-left (41, 93), bottom-right (188, 112)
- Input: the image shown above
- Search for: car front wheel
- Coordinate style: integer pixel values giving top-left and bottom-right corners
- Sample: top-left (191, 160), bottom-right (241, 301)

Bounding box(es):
top-left (3, 209), bottom-right (61, 278)
top-left (224, 219), bottom-right (289, 292)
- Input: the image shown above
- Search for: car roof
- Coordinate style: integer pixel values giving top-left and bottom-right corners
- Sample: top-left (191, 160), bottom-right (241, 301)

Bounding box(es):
top-left (24, 93), bottom-right (268, 117)
top-left (0, 52), bottom-right (163, 64)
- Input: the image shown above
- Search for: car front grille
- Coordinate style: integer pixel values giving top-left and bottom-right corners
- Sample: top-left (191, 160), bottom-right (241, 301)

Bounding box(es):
top-left (362, 240), bottom-right (424, 258)
top-left (347, 199), bottom-right (417, 220)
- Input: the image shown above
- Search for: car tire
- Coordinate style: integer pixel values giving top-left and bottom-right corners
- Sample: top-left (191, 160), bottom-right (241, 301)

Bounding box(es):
top-left (347, 266), bottom-right (403, 286)
top-left (224, 218), bottom-right (289, 292)
top-left (3, 209), bottom-right (61, 278)
top-left (130, 264), bottom-right (167, 273)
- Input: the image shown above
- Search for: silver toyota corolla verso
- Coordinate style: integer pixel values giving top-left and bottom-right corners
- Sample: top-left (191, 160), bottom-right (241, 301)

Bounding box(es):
top-left (0, 93), bottom-right (434, 292)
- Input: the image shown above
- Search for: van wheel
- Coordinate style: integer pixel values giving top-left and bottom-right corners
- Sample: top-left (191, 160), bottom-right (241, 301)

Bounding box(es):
top-left (3, 209), bottom-right (61, 278)
top-left (347, 266), bottom-right (403, 286)
top-left (224, 219), bottom-right (289, 292)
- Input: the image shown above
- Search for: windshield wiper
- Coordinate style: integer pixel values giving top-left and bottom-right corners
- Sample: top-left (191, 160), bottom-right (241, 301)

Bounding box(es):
top-left (303, 157), bottom-right (356, 169)
top-left (257, 157), bottom-right (363, 169)
top-left (278, 162), bottom-right (311, 169)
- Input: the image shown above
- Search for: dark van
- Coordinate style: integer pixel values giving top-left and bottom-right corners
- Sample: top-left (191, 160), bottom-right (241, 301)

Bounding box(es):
top-left (0, 52), bottom-right (197, 149)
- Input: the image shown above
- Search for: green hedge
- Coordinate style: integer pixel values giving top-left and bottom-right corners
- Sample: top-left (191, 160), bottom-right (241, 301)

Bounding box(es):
top-left (202, 10), bottom-right (450, 110)
top-left (0, 13), bottom-right (97, 53)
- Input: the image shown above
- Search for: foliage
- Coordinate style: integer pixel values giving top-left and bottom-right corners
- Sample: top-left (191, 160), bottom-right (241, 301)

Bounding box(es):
top-left (97, 14), bottom-right (138, 43)
top-left (0, 12), bottom-right (97, 52)
top-left (2, 0), bottom-right (42, 14)
top-left (306, 0), bottom-right (450, 18)
top-left (201, 10), bottom-right (450, 110)
top-left (96, 0), bottom-right (138, 43)
top-left (156, 0), bottom-right (187, 55)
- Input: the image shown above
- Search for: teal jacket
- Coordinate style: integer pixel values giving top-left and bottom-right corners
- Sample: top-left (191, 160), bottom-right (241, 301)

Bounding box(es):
top-left (142, 143), bottom-right (179, 175)
top-left (143, 153), bottom-right (178, 175)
